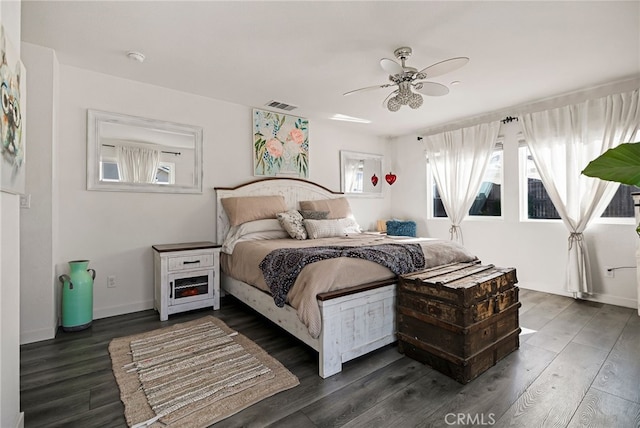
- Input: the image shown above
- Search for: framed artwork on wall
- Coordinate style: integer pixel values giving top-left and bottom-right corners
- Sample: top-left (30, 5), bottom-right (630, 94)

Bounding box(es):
top-left (253, 108), bottom-right (309, 178)
top-left (0, 25), bottom-right (26, 195)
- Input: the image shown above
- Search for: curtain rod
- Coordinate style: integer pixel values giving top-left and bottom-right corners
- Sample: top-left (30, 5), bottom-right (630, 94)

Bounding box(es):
top-left (101, 143), bottom-right (181, 156)
top-left (411, 78), bottom-right (639, 139)
top-left (416, 116), bottom-right (518, 141)
top-left (501, 116), bottom-right (519, 124)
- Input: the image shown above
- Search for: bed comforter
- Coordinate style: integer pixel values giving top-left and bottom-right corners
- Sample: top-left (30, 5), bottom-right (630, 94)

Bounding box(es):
top-left (220, 234), bottom-right (477, 338)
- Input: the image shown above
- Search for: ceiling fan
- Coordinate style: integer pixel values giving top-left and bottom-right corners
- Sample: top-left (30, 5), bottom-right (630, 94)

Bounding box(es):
top-left (343, 47), bottom-right (469, 112)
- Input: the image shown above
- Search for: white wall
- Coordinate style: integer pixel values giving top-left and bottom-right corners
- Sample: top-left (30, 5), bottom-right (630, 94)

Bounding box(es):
top-left (1, 194), bottom-right (22, 427)
top-left (389, 120), bottom-right (638, 309)
top-left (1, 0), bottom-right (25, 425)
top-left (20, 42), bottom-right (59, 343)
top-left (20, 61), bottom-right (389, 339)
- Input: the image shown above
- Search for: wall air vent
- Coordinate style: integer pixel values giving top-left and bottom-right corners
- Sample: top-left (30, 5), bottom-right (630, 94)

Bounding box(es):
top-left (265, 100), bottom-right (298, 111)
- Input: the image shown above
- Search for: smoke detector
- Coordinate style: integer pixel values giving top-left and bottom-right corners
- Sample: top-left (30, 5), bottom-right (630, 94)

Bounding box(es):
top-left (126, 51), bottom-right (145, 63)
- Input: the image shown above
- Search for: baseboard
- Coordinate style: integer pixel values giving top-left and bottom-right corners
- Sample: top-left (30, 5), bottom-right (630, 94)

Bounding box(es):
top-left (15, 412), bottom-right (24, 428)
top-left (93, 300), bottom-right (154, 319)
top-left (518, 281), bottom-right (575, 298)
top-left (518, 281), bottom-right (638, 310)
top-left (586, 293), bottom-right (637, 310)
top-left (20, 326), bottom-right (57, 345)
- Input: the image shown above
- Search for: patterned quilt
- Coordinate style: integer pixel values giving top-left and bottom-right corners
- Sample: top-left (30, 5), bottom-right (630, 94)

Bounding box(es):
top-left (259, 243), bottom-right (425, 307)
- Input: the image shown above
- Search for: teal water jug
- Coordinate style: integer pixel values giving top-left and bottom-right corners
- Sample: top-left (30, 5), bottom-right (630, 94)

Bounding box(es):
top-left (58, 260), bottom-right (95, 331)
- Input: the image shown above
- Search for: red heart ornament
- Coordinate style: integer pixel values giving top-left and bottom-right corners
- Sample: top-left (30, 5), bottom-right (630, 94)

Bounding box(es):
top-left (385, 172), bottom-right (397, 185)
top-left (371, 174), bottom-right (379, 186)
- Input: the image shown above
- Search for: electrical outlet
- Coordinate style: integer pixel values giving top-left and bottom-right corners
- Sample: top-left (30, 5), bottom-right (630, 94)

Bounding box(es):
top-left (604, 266), bottom-right (614, 278)
top-left (107, 275), bottom-right (117, 288)
top-left (19, 194), bottom-right (31, 209)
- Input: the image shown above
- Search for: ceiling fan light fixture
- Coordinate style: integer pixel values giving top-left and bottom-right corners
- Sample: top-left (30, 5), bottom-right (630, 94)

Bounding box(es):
top-left (397, 90), bottom-right (412, 105)
top-left (387, 96), bottom-right (401, 112)
top-left (409, 93), bottom-right (423, 109)
top-left (396, 82), bottom-right (413, 105)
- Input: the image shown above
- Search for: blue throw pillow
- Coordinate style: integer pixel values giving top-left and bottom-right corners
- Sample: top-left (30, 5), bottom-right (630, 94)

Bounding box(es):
top-left (386, 220), bottom-right (417, 237)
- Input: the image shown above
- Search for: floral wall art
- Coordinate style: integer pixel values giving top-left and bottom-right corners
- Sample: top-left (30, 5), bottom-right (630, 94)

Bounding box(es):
top-left (253, 109), bottom-right (309, 178)
top-left (0, 26), bottom-right (26, 194)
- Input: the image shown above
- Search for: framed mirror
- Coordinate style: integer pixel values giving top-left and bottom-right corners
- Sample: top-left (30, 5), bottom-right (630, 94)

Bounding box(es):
top-left (87, 110), bottom-right (203, 193)
top-left (340, 150), bottom-right (383, 198)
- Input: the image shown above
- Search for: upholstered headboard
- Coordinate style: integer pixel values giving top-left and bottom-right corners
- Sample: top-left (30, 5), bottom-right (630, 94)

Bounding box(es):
top-left (214, 178), bottom-right (342, 243)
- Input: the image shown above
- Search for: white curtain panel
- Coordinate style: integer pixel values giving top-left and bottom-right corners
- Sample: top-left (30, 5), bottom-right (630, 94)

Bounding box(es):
top-left (116, 145), bottom-right (161, 184)
top-left (344, 158), bottom-right (361, 192)
top-left (424, 121), bottom-right (501, 243)
top-left (520, 89), bottom-right (640, 297)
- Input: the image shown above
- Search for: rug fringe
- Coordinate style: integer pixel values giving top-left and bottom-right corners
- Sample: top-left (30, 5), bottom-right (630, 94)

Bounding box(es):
top-left (131, 414), bottom-right (161, 428)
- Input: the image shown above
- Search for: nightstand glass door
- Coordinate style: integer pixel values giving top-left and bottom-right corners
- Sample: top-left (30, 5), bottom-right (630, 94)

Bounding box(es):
top-left (168, 269), bottom-right (214, 306)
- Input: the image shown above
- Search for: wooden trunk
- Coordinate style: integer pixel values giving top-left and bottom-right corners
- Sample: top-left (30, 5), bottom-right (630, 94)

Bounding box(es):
top-left (397, 262), bottom-right (520, 384)
top-left (397, 329), bottom-right (520, 384)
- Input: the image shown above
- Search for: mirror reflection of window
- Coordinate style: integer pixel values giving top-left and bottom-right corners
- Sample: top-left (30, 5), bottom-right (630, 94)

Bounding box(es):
top-left (99, 158), bottom-right (176, 185)
top-left (344, 158), bottom-right (364, 193)
top-left (340, 150), bottom-right (384, 197)
top-left (100, 159), bottom-right (120, 182)
top-left (156, 162), bottom-right (175, 185)
top-left (354, 167), bottom-right (364, 193)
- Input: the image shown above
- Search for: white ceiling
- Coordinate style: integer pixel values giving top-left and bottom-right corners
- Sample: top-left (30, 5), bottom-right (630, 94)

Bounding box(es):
top-left (21, 1), bottom-right (640, 137)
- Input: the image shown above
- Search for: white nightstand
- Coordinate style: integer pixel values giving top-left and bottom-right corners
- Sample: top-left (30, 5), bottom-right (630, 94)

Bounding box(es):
top-left (152, 241), bottom-right (221, 321)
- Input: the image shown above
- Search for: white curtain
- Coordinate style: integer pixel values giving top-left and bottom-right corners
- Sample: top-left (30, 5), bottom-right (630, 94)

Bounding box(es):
top-left (424, 121), bottom-right (501, 243)
top-left (520, 89), bottom-right (640, 297)
top-left (116, 145), bottom-right (161, 184)
top-left (344, 158), bottom-right (362, 192)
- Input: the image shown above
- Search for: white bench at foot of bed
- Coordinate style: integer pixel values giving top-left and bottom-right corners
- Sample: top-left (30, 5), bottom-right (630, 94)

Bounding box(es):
top-left (221, 273), bottom-right (397, 378)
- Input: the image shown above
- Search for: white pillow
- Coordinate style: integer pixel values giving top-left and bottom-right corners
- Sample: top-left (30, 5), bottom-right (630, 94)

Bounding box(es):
top-left (222, 219), bottom-right (289, 253)
top-left (339, 217), bottom-right (362, 234)
top-left (304, 219), bottom-right (346, 239)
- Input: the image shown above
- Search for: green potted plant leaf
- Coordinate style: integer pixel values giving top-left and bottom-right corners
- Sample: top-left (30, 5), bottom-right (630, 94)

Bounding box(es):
top-left (582, 142), bottom-right (640, 234)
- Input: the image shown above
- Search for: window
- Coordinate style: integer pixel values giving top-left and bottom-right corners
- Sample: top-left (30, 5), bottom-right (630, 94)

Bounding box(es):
top-left (521, 149), bottom-right (560, 220)
top-left (521, 147), bottom-right (637, 220)
top-left (601, 185), bottom-right (640, 217)
top-left (433, 148), bottom-right (503, 217)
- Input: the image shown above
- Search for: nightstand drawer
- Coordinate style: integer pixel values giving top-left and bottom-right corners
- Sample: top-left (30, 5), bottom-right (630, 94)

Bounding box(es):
top-left (168, 253), bottom-right (213, 271)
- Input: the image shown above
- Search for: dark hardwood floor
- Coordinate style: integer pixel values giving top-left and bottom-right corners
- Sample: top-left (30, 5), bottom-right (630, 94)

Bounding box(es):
top-left (20, 289), bottom-right (640, 427)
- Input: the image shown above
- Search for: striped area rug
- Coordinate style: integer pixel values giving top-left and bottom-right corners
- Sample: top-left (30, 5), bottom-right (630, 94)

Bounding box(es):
top-left (109, 316), bottom-right (299, 427)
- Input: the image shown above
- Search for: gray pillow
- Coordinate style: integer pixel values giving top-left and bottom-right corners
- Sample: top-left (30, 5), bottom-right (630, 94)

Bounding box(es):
top-left (299, 210), bottom-right (329, 220)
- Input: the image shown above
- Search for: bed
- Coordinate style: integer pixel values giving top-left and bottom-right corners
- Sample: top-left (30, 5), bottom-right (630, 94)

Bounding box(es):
top-left (215, 178), bottom-right (476, 378)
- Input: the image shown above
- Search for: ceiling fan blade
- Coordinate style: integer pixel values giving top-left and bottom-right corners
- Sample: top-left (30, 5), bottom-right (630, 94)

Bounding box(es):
top-left (379, 58), bottom-right (404, 75)
top-left (418, 57), bottom-right (469, 78)
top-left (415, 81), bottom-right (450, 96)
top-left (343, 83), bottom-right (393, 96)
